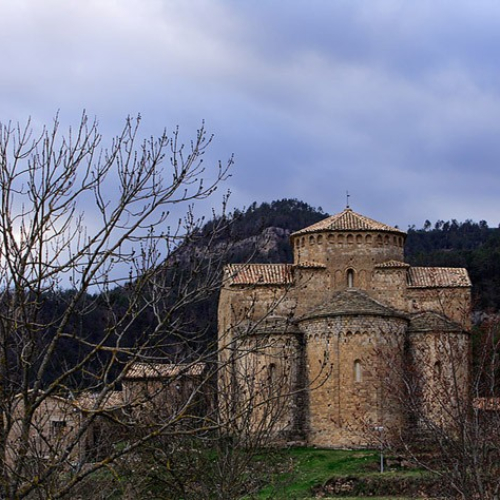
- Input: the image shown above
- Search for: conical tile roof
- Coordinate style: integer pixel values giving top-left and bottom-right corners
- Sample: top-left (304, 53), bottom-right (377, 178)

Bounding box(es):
top-left (296, 289), bottom-right (407, 322)
top-left (291, 208), bottom-right (404, 236)
top-left (408, 311), bottom-right (463, 332)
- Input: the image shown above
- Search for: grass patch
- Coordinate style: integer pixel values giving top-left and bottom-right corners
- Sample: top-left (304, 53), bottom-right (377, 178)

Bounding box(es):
top-left (257, 448), bottom-right (429, 499)
top-left (76, 446), bottom-right (432, 499)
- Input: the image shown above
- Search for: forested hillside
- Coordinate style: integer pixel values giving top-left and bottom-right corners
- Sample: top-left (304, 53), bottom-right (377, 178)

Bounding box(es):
top-left (405, 220), bottom-right (500, 310)
top-left (204, 200), bottom-right (500, 311)
top-left (34, 200), bottom-right (500, 387)
top-left (200, 198), bottom-right (328, 263)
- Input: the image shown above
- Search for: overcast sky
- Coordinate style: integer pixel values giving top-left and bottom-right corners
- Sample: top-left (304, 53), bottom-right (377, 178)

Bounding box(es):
top-left (2, 0), bottom-right (500, 230)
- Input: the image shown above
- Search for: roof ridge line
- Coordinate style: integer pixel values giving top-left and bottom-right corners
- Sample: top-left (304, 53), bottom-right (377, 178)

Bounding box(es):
top-left (291, 208), bottom-right (405, 236)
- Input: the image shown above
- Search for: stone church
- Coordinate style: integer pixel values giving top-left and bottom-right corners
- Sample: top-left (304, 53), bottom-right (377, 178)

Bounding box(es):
top-left (218, 207), bottom-right (471, 448)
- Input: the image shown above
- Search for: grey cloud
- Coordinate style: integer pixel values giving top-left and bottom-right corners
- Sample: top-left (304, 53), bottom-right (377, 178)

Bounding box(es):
top-left (1, 0), bottom-right (500, 228)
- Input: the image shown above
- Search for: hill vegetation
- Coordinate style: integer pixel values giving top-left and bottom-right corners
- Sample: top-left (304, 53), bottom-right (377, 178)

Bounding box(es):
top-left (405, 220), bottom-right (500, 310)
top-left (31, 199), bottom-right (500, 387)
top-left (205, 199), bottom-right (500, 312)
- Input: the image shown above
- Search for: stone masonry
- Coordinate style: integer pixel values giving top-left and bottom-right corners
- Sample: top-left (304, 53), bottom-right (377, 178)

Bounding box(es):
top-left (217, 208), bottom-right (471, 448)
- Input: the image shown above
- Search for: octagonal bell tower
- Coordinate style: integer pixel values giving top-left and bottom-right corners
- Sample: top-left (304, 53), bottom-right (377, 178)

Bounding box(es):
top-left (290, 208), bottom-right (406, 294)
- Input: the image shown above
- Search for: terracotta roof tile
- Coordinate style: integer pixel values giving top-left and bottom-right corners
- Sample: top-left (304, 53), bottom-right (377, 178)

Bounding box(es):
top-left (408, 267), bottom-right (471, 288)
top-left (408, 311), bottom-right (462, 332)
top-left (375, 260), bottom-right (410, 269)
top-left (292, 208), bottom-right (404, 236)
top-left (124, 362), bottom-right (206, 380)
top-left (297, 289), bottom-right (407, 322)
top-left (473, 397), bottom-right (500, 411)
top-left (225, 264), bottom-right (293, 285)
top-left (296, 262), bottom-right (327, 269)
top-left (237, 316), bottom-right (302, 335)
top-left (76, 391), bottom-right (125, 411)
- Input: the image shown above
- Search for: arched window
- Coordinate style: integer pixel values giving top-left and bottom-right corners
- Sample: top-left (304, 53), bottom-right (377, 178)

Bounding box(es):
top-left (434, 361), bottom-right (442, 380)
top-left (354, 360), bottom-right (362, 382)
top-left (347, 269), bottom-right (355, 288)
top-left (267, 363), bottom-right (277, 385)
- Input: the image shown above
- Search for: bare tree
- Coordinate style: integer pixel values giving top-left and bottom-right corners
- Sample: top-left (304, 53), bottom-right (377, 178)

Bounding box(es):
top-left (85, 355), bottom-right (296, 500)
top-left (377, 309), bottom-right (500, 499)
top-left (0, 113), bottom-right (235, 499)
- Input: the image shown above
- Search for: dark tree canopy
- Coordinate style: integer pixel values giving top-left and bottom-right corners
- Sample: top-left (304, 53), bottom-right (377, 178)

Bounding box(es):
top-left (406, 219), bottom-right (500, 310)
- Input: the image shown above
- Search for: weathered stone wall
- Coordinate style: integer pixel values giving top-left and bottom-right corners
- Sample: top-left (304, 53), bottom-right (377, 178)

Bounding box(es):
top-left (122, 374), bottom-right (208, 425)
top-left (219, 284), bottom-right (295, 331)
top-left (217, 209), bottom-right (472, 449)
top-left (220, 331), bottom-right (304, 440)
top-left (7, 396), bottom-right (84, 467)
top-left (291, 230), bottom-right (405, 293)
top-left (371, 267), bottom-right (408, 311)
top-left (292, 267), bottom-right (331, 317)
top-left (408, 328), bottom-right (470, 433)
top-left (299, 315), bottom-right (407, 448)
top-left (406, 287), bottom-right (471, 328)
top-left (217, 283), bottom-right (296, 417)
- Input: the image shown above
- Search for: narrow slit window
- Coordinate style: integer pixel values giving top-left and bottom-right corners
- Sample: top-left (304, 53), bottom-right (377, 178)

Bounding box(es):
top-left (354, 360), bottom-right (362, 382)
top-left (347, 269), bottom-right (355, 288)
top-left (268, 363), bottom-right (277, 385)
top-left (51, 420), bottom-right (67, 438)
top-left (434, 361), bottom-right (442, 380)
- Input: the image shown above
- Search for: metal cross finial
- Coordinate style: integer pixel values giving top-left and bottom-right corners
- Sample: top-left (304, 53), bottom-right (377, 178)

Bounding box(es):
top-left (346, 191), bottom-right (350, 209)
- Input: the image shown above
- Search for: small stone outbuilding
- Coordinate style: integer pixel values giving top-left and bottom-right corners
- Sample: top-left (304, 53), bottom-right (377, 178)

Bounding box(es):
top-left (218, 207), bottom-right (471, 447)
top-left (5, 362), bottom-right (209, 471)
top-left (121, 362), bottom-right (209, 425)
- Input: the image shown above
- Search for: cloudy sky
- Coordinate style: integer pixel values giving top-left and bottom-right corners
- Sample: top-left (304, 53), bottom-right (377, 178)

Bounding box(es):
top-left (1, 0), bottom-right (500, 230)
